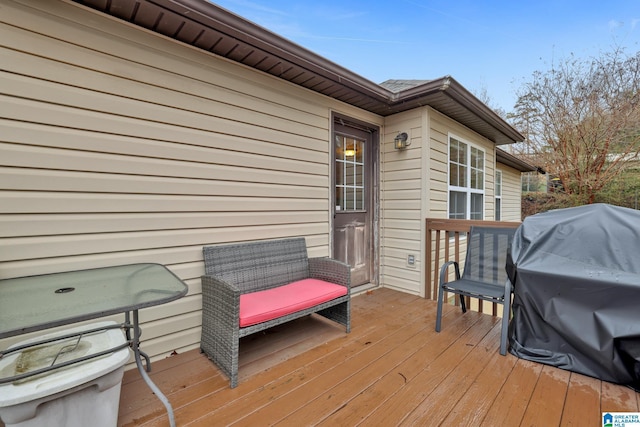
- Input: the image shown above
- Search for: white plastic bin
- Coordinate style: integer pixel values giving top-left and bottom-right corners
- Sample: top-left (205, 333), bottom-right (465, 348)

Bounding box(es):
top-left (0, 321), bottom-right (131, 427)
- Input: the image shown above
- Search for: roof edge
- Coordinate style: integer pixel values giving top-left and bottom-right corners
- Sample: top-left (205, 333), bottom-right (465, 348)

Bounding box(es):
top-left (496, 148), bottom-right (537, 172)
top-left (74, 0), bottom-right (524, 145)
top-left (157, 0), bottom-right (394, 101)
top-left (387, 76), bottom-right (524, 144)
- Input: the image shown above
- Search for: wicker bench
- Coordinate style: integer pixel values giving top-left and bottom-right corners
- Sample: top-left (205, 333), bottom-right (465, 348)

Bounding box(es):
top-left (200, 237), bottom-right (351, 388)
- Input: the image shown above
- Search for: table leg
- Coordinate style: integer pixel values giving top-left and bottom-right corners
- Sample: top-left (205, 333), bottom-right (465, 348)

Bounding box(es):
top-left (125, 312), bottom-right (152, 372)
top-left (132, 310), bottom-right (176, 427)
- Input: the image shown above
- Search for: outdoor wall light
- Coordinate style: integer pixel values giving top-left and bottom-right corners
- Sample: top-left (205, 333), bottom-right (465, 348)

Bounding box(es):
top-left (394, 132), bottom-right (410, 150)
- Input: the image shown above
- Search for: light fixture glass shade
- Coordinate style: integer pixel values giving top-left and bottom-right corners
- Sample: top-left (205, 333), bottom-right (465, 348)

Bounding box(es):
top-left (394, 132), bottom-right (409, 149)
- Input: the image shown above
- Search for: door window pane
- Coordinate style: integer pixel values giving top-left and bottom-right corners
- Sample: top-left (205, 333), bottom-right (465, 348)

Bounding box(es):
top-left (355, 164), bottom-right (363, 186)
top-left (345, 187), bottom-right (355, 210)
top-left (335, 187), bottom-right (343, 211)
top-left (335, 135), bottom-right (366, 212)
top-left (335, 161), bottom-right (344, 186)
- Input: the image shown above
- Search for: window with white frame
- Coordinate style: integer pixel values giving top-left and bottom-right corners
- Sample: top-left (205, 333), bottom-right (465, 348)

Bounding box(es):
top-left (448, 136), bottom-right (485, 220)
top-left (495, 170), bottom-right (502, 221)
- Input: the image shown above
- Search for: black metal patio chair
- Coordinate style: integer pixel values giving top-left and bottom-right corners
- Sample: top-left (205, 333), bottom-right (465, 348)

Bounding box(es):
top-left (435, 226), bottom-right (516, 355)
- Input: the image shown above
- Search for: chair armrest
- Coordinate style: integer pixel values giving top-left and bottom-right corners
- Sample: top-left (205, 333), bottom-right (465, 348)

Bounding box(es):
top-left (439, 261), bottom-right (461, 286)
top-left (308, 257), bottom-right (351, 290)
top-left (201, 275), bottom-right (242, 319)
top-left (503, 278), bottom-right (513, 294)
top-left (201, 274), bottom-right (242, 295)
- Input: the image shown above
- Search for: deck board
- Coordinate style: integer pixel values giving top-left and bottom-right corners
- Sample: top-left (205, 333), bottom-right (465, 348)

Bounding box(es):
top-left (560, 373), bottom-right (601, 426)
top-left (399, 318), bottom-right (503, 425)
top-left (272, 303), bottom-right (444, 425)
top-left (117, 288), bottom-right (640, 427)
top-left (440, 324), bottom-right (519, 426)
top-left (520, 365), bottom-right (571, 426)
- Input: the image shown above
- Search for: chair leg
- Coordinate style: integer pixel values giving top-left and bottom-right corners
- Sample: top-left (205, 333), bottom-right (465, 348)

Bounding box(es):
top-left (499, 307), bottom-right (509, 356)
top-left (435, 285), bottom-right (445, 332)
top-left (499, 281), bottom-right (513, 356)
top-left (460, 294), bottom-right (467, 313)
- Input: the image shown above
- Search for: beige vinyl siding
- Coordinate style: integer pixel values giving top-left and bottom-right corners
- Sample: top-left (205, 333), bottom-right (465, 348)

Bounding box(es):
top-left (428, 109), bottom-right (497, 219)
top-left (380, 107), bottom-right (507, 298)
top-left (380, 110), bottom-right (424, 295)
top-left (0, 0), bottom-right (382, 357)
top-left (428, 110), bottom-right (451, 218)
top-left (498, 165), bottom-right (524, 222)
top-left (425, 109), bottom-right (499, 298)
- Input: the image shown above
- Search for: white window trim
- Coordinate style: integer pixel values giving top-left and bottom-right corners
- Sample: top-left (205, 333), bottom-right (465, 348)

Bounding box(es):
top-left (447, 134), bottom-right (486, 220)
top-left (495, 169), bottom-right (503, 221)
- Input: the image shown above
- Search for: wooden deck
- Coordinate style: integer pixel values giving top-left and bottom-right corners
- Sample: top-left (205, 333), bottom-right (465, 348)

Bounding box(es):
top-left (118, 288), bottom-right (639, 426)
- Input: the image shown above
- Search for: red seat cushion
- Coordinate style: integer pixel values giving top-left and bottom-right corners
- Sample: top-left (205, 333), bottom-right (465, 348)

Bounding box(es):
top-left (239, 278), bottom-right (348, 327)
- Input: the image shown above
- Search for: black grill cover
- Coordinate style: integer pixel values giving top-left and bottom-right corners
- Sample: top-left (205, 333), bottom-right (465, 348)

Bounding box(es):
top-left (507, 204), bottom-right (640, 390)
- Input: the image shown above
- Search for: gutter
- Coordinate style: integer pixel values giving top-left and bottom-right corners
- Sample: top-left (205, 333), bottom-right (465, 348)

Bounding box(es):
top-left (386, 76), bottom-right (524, 143)
top-left (79, 0), bottom-right (525, 145)
top-left (158, 0), bottom-right (394, 102)
top-left (496, 148), bottom-right (537, 172)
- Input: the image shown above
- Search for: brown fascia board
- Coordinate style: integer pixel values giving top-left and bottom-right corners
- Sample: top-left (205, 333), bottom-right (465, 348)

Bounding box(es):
top-left (397, 77), bottom-right (525, 143)
top-left (496, 148), bottom-right (537, 172)
top-left (383, 77), bottom-right (524, 145)
top-left (154, 0), bottom-right (393, 102)
top-left (98, 0), bottom-right (523, 144)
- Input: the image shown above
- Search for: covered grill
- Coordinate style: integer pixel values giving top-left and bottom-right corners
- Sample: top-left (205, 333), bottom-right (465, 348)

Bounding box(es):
top-left (507, 204), bottom-right (640, 390)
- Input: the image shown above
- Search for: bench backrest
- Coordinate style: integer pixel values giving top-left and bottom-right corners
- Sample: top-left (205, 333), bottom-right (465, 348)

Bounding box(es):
top-left (203, 237), bottom-right (310, 292)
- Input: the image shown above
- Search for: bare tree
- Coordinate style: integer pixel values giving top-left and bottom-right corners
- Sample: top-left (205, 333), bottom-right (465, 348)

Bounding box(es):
top-left (473, 84), bottom-right (507, 119)
top-left (510, 48), bottom-right (640, 203)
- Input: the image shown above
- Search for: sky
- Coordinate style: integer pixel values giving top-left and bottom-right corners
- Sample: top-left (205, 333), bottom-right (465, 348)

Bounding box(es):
top-left (210, 0), bottom-right (640, 113)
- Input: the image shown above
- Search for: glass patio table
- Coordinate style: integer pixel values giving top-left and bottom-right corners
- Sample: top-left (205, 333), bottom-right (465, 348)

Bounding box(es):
top-left (0, 263), bottom-right (188, 427)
